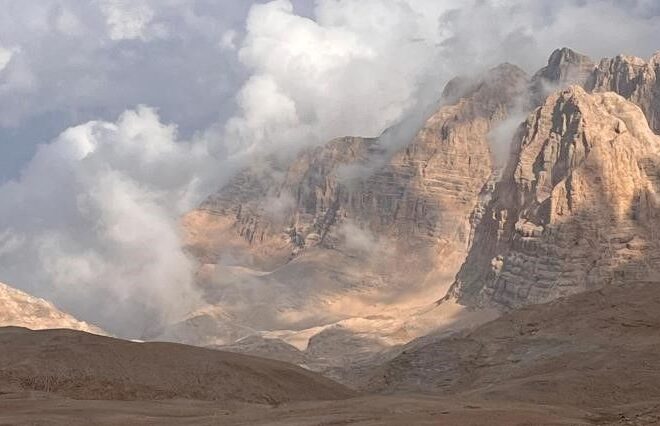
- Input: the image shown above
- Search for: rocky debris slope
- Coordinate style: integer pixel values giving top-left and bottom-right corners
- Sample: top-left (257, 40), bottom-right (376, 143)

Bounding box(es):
top-left (448, 86), bottom-right (660, 309)
top-left (0, 326), bottom-right (354, 403)
top-left (367, 279), bottom-right (660, 423)
top-left (0, 281), bottom-right (103, 334)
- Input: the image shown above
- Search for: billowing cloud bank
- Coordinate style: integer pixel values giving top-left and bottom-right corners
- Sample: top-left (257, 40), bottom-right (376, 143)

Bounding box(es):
top-left (0, 0), bottom-right (658, 336)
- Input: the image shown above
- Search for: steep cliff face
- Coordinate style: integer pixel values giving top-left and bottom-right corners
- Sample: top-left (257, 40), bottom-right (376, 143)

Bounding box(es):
top-left (0, 281), bottom-right (104, 334)
top-left (448, 86), bottom-right (660, 309)
top-left (183, 136), bottom-right (379, 270)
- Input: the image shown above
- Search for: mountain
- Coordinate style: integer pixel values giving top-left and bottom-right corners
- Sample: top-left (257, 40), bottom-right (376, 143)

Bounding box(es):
top-left (173, 64), bottom-right (529, 353)
top-left (0, 281), bottom-right (103, 334)
top-left (529, 48), bottom-right (660, 135)
top-left (589, 52), bottom-right (660, 134)
top-left (173, 48), bottom-right (660, 370)
top-left (529, 47), bottom-right (595, 106)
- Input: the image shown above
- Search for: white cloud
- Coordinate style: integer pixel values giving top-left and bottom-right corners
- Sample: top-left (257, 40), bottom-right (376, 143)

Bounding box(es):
top-left (0, 107), bottom-right (218, 336)
top-left (0, 46), bottom-right (14, 72)
top-left (100, 0), bottom-right (158, 41)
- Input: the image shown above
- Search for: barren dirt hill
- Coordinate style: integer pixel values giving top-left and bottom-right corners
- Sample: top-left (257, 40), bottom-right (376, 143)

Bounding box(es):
top-left (367, 279), bottom-right (660, 423)
top-left (0, 327), bottom-right (354, 404)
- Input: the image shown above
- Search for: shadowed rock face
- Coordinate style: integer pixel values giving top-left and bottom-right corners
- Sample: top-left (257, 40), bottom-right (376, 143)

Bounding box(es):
top-left (448, 86), bottom-right (660, 309)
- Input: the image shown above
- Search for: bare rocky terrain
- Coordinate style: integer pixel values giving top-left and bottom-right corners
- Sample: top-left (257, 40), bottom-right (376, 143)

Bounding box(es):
top-left (448, 85), bottom-right (660, 309)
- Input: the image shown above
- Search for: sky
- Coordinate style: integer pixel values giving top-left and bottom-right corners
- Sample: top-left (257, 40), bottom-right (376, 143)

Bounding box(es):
top-left (0, 0), bottom-right (659, 336)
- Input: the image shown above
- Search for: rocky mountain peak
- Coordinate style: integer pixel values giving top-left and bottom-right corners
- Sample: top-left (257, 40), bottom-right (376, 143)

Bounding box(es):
top-left (529, 47), bottom-right (595, 107)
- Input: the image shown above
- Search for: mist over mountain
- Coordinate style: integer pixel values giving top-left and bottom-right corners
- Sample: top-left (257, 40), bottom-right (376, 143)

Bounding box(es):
top-left (2, 1), bottom-right (660, 424)
top-left (1, 0), bottom-right (659, 338)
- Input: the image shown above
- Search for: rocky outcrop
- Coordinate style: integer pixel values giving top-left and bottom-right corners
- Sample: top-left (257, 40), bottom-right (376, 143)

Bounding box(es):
top-left (0, 281), bottom-right (104, 334)
top-left (448, 86), bottom-right (660, 309)
top-left (588, 52), bottom-right (660, 134)
top-left (184, 136), bottom-right (380, 270)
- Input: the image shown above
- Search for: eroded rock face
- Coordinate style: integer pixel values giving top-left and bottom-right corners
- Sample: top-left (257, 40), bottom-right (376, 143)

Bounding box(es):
top-left (0, 281), bottom-right (104, 334)
top-left (183, 136), bottom-right (380, 270)
top-left (448, 86), bottom-right (660, 309)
